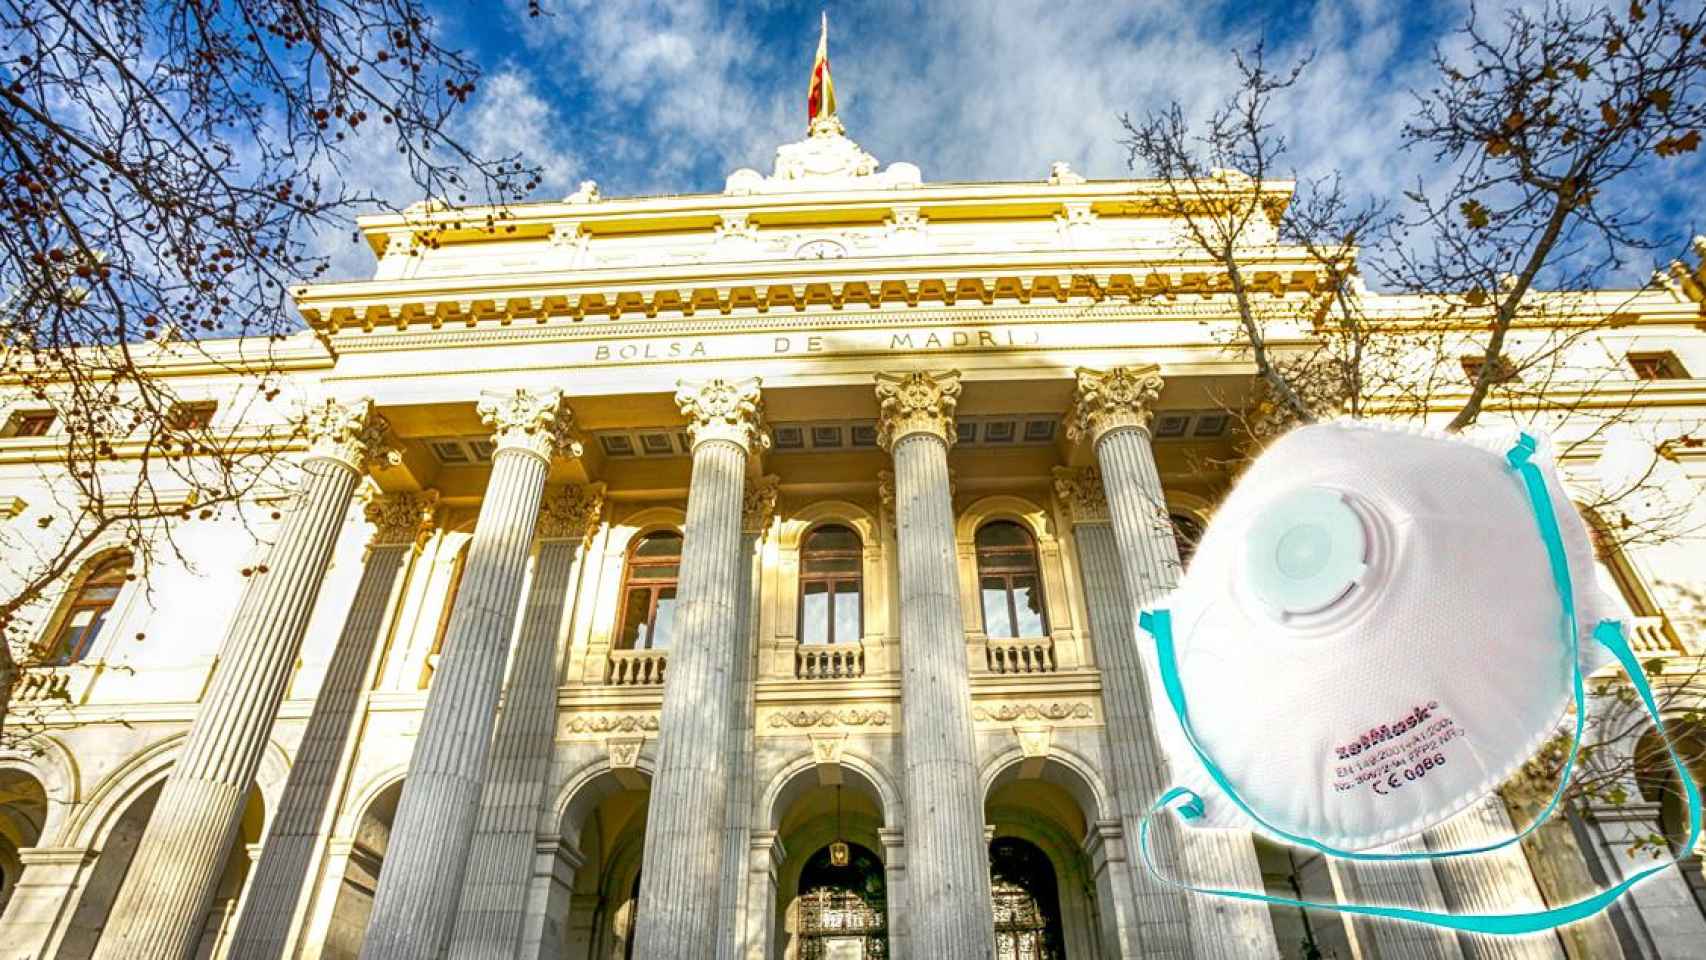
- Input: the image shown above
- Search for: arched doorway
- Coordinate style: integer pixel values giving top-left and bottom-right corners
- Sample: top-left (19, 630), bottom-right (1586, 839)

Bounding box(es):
top-left (547, 767), bottom-right (650, 960)
top-left (1635, 720), bottom-right (1706, 919)
top-left (322, 779), bottom-right (402, 959)
top-left (989, 837), bottom-right (1063, 960)
top-left (58, 779), bottom-right (264, 960)
top-left (795, 841), bottom-right (888, 958)
top-left (0, 769), bottom-right (48, 920)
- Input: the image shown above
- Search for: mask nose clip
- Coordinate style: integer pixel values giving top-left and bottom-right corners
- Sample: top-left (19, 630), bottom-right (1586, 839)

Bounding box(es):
top-left (1245, 486), bottom-right (1369, 619)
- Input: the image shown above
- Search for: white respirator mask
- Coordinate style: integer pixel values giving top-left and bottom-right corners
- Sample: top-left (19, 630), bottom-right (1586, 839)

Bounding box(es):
top-left (1135, 419), bottom-right (1699, 937)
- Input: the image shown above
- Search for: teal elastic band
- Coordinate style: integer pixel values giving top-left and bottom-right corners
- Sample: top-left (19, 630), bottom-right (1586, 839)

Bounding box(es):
top-left (1134, 432), bottom-right (1702, 935)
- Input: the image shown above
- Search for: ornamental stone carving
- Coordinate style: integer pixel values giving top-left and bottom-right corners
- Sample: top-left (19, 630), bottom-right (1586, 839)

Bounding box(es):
top-left (742, 475), bottom-right (780, 533)
top-left (537, 484), bottom-right (603, 542)
top-left (477, 389), bottom-right (581, 463)
top-left (364, 489), bottom-right (440, 548)
top-left (304, 398), bottom-right (393, 472)
top-left (874, 370), bottom-right (961, 450)
top-left (1065, 365), bottom-right (1165, 444)
top-left (765, 708), bottom-right (891, 730)
top-left (972, 702), bottom-right (1094, 723)
top-left (1051, 466), bottom-right (1109, 523)
top-left (562, 713), bottom-right (660, 736)
top-left (675, 378), bottom-right (769, 455)
top-left (723, 120), bottom-right (922, 196)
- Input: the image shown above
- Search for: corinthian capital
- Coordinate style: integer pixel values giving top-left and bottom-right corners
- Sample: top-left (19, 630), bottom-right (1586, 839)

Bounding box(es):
top-left (478, 389), bottom-right (582, 462)
top-left (1051, 466), bottom-right (1109, 523)
top-left (742, 474), bottom-right (780, 533)
top-left (537, 484), bottom-right (604, 542)
top-left (675, 378), bottom-right (769, 455)
top-left (1066, 365), bottom-right (1164, 445)
top-left (304, 398), bottom-right (393, 472)
top-left (364, 489), bottom-right (440, 548)
top-left (874, 370), bottom-right (961, 450)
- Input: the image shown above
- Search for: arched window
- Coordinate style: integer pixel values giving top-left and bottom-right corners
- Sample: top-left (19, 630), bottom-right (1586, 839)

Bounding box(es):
top-left (799, 524), bottom-right (862, 646)
top-left (615, 531), bottom-right (682, 650)
top-left (975, 521), bottom-right (1048, 639)
top-left (48, 553), bottom-right (130, 664)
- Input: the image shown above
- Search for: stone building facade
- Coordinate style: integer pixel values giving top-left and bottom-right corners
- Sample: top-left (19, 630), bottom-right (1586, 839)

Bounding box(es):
top-left (0, 117), bottom-right (1704, 960)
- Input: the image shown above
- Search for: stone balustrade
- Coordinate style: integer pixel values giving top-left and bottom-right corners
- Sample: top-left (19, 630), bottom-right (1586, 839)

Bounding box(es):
top-left (797, 642), bottom-right (865, 679)
top-left (607, 648), bottom-right (668, 686)
top-left (1628, 615), bottom-right (1686, 656)
top-left (985, 638), bottom-right (1055, 675)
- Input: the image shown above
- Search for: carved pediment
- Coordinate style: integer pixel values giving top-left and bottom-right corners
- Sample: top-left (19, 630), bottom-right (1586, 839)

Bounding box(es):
top-left (726, 119), bottom-right (922, 196)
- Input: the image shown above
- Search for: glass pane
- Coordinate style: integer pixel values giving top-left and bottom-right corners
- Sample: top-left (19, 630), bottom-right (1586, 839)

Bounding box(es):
top-left (804, 555), bottom-right (860, 575)
top-left (801, 581), bottom-right (830, 645)
top-left (632, 562), bottom-right (679, 581)
top-left (617, 588), bottom-right (650, 649)
top-left (650, 588), bottom-right (677, 649)
top-left (80, 585), bottom-right (121, 603)
top-left (981, 576), bottom-right (1014, 639)
top-left (805, 525), bottom-right (860, 553)
top-left (976, 521), bottom-right (1031, 549)
top-left (833, 586), bottom-right (861, 644)
top-left (632, 532), bottom-right (683, 558)
top-left (1011, 575), bottom-right (1047, 637)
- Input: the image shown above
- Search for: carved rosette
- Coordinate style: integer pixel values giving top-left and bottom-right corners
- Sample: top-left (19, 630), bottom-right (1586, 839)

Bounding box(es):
top-left (674, 378), bottom-right (769, 455)
top-left (874, 370), bottom-right (961, 450)
top-left (304, 398), bottom-right (392, 472)
top-left (364, 489), bottom-right (440, 548)
top-left (1065, 366), bottom-right (1165, 445)
top-left (537, 484), bottom-right (604, 542)
top-left (1052, 466), bottom-right (1109, 523)
top-left (477, 389), bottom-right (582, 463)
top-left (742, 475), bottom-right (780, 534)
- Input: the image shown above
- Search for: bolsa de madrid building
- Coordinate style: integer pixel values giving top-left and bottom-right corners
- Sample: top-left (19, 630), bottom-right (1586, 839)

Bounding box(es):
top-left (1, 105), bottom-right (1705, 960)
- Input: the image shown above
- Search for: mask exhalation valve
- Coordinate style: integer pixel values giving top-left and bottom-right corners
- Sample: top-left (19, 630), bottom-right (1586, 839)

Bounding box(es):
top-left (1244, 486), bottom-right (1369, 618)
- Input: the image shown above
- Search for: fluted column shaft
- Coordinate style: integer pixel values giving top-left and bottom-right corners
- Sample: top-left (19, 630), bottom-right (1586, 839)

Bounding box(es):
top-left (1069, 365), bottom-right (1278, 958)
top-left (889, 430), bottom-right (996, 958)
top-left (361, 390), bottom-right (576, 960)
top-left (634, 377), bottom-right (766, 960)
top-left (1332, 837), bottom-right (1464, 960)
top-left (229, 490), bottom-right (435, 958)
top-left (92, 400), bottom-right (386, 960)
top-left (449, 484), bottom-right (599, 959)
top-left (1424, 796), bottom-right (1564, 960)
top-left (716, 517), bottom-right (768, 960)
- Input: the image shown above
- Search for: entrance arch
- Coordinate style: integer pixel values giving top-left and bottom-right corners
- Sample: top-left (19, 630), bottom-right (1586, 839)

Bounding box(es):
top-left (766, 755), bottom-right (897, 960)
top-left (548, 760), bottom-right (652, 960)
top-left (321, 777), bottom-right (403, 959)
top-left (0, 768), bottom-right (48, 919)
top-left (982, 748), bottom-right (1121, 959)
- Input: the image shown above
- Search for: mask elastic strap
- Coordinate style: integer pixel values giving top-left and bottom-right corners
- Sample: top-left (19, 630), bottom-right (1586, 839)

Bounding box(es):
top-left (1137, 619), bottom-right (1701, 936)
top-left (1135, 432), bottom-right (1584, 862)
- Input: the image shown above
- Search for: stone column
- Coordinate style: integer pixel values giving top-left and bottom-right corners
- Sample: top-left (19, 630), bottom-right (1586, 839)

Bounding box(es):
top-left (1066, 366), bottom-right (1278, 959)
top-left (874, 370), bottom-right (997, 960)
top-left (448, 484), bottom-right (603, 959)
top-left (91, 399), bottom-right (389, 960)
top-left (1425, 795), bottom-right (1566, 960)
top-left (228, 489), bottom-right (438, 958)
top-left (359, 389), bottom-right (579, 960)
top-left (716, 477), bottom-right (775, 960)
top-left (633, 378), bottom-right (768, 960)
top-left (1572, 799), bottom-right (1706, 958)
top-left (1329, 837), bottom-right (1464, 960)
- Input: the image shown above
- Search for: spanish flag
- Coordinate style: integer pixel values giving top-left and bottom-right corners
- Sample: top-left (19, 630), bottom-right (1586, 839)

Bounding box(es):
top-left (807, 12), bottom-right (837, 126)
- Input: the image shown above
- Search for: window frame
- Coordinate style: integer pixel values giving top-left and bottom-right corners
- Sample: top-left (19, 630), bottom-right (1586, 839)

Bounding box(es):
top-left (614, 530), bottom-right (683, 651)
top-left (974, 520), bottom-right (1049, 640)
top-left (46, 554), bottom-right (131, 664)
top-left (4, 410), bottom-right (56, 439)
top-left (797, 523), bottom-right (864, 646)
top-left (1628, 351), bottom-right (1689, 381)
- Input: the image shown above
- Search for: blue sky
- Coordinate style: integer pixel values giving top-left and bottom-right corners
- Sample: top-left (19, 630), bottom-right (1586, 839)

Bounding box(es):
top-left (333, 0), bottom-right (1706, 287)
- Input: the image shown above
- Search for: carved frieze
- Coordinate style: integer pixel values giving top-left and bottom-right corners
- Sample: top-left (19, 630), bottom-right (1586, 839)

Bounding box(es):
top-left (874, 370), bottom-right (961, 450)
top-left (762, 707), bottom-right (893, 731)
top-left (1065, 365), bottom-right (1165, 445)
top-left (478, 389), bottom-right (581, 462)
top-left (972, 701), bottom-right (1095, 724)
top-left (675, 378), bottom-right (769, 455)
top-left (561, 713), bottom-right (660, 737)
